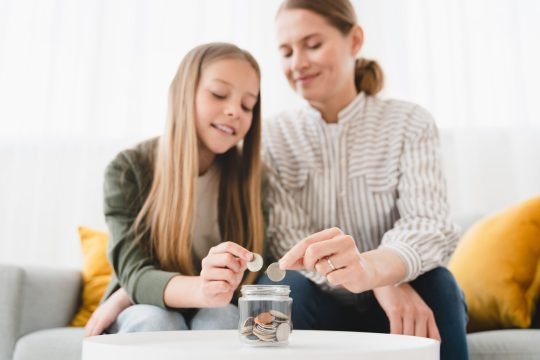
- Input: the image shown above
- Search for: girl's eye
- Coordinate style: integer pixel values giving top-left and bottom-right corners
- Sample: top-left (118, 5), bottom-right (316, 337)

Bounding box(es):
top-left (211, 92), bottom-right (226, 99)
top-left (242, 104), bottom-right (254, 113)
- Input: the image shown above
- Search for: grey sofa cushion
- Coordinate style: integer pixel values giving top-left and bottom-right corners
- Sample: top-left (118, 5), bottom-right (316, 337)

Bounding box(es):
top-left (468, 329), bottom-right (540, 360)
top-left (13, 328), bottom-right (84, 360)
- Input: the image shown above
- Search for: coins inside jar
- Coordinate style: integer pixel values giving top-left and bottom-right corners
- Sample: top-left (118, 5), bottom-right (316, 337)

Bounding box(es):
top-left (239, 310), bottom-right (291, 344)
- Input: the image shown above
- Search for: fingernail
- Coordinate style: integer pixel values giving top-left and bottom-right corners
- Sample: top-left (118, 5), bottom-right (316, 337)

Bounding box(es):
top-left (246, 252), bottom-right (254, 261)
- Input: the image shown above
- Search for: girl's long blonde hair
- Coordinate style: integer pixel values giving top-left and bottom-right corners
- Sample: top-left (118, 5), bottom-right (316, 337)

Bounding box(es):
top-left (134, 43), bottom-right (264, 286)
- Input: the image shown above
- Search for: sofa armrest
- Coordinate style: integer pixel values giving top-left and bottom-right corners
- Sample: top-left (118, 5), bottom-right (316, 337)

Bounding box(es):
top-left (0, 264), bottom-right (23, 360)
top-left (0, 264), bottom-right (82, 360)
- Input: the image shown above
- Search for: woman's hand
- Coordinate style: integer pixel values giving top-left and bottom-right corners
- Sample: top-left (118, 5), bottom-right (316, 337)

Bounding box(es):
top-left (84, 288), bottom-right (132, 337)
top-left (373, 283), bottom-right (441, 341)
top-left (278, 227), bottom-right (372, 292)
top-left (278, 227), bottom-right (407, 293)
top-left (199, 241), bottom-right (253, 307)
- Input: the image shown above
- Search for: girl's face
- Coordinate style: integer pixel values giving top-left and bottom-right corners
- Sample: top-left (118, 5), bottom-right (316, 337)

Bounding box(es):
top-left (195, 58), bottom-right (259, 157)
top-left (275, 8), bottom-right (360, 107)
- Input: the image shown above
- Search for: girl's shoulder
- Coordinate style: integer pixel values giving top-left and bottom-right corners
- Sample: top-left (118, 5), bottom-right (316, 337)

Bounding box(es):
top-left (109, 137), bottom-right (159, 174)
top-left (105, 137), bottom-right (159, 195)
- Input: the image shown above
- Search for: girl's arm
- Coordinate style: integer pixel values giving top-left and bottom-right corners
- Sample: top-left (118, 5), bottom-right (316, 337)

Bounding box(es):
top-left (85, 287), bottom-right (131, 337)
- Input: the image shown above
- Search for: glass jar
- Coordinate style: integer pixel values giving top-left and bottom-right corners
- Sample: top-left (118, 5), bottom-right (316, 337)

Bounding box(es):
top-left (238, 285), bottom-right (292, 346)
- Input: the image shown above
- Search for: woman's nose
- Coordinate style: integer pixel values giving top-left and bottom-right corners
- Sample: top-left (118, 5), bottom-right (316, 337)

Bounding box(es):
top-left (291, 51), bottom-right (309, 71)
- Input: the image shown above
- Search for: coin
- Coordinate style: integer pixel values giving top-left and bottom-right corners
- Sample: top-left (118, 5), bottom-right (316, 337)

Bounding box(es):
top-left (254, 312), bottom-right (273, 325)
top-left (247, 253), bottom-right (263, 272)
top-left (276, 322), bottom-right (291, 342)
top-left (269, 310), bottom-right (289, 321)
top-left (240, 309), bottom-right (291, 344)
top-left (266, 262), bottom-right (286, 282)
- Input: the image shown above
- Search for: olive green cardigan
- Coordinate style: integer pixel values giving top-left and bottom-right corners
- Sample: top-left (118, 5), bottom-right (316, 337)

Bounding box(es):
top-left (101, 137), bottom-right (269, 308)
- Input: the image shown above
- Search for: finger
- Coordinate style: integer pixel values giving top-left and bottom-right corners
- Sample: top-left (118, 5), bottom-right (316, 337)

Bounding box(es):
top-left (415, 314), bottom-right (428, 338)
top-left (279, 227), bottom-right (343, 269)
top-left (203, 253), bottom-right (242, 273)
top-left (387, 311), bottom-right (403, 335)
top-left (312, 244), bottom-right (357, 275)
top-left (280, 256), bottom-right (305, 270)
top-left (84, 316), bottom-right (96, 337)
top-left (325, 266), bottom-right (359, 287)
top-left (402, 312), bottom-right (415, 336)
top-left (303, 235), bottom-right (355, 271)
top-left (92, 320), bottom-right (106, 337)
top-left (201, 267), bottom-right (237, 286)
top-left (427, 314), bottom-right (441, 341)
top-left (208, 241), bottom-right (253, 261)
top-left (315, 258), bottom-right (331, 276)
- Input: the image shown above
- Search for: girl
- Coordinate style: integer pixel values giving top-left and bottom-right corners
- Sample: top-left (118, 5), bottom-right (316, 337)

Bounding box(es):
top-left (85, 42), bottom-right (264, 336)
top-left (261, 1), bottom-right (468, 359)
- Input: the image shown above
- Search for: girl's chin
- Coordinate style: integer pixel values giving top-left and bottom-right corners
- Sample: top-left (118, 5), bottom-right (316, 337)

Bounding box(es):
top-left (209, 144), bottom-right (236, 155)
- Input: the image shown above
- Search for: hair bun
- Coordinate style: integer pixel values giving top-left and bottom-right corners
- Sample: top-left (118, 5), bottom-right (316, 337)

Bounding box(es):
top-left (355, 58), bottom-right (384, 95)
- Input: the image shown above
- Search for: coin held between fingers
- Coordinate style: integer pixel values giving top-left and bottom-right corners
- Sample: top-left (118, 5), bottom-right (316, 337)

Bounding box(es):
top-left (247, 253), bottom-right (263, 272)
top-left (266, 262), bottom-right (286, 282)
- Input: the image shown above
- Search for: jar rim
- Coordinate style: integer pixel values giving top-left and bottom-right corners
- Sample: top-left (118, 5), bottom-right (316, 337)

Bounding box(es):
top-left (240, 284), bottom-right (290, 296)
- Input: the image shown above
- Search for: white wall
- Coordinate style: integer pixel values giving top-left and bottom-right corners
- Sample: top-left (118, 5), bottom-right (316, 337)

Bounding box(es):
top-left (0, 0), bottom-right (538, 268)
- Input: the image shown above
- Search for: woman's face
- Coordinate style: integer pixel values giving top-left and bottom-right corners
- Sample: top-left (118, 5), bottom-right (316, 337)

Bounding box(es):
top-left (195, 58), bottom-right (259, 156)
top-left (275, 8), bottom-right (360, 106)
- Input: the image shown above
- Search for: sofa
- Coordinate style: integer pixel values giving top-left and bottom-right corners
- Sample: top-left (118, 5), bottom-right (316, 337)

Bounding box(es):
top-left (2, 263), bottom-right (540, 360)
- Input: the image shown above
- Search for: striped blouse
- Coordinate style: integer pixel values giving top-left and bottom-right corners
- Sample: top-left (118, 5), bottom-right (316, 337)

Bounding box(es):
top-left (263, 92), bottom-right (459, 290)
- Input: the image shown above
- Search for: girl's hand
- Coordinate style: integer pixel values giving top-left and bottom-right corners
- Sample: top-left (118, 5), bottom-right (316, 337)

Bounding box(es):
top-left (199, 241), bottom-right (253, 307)
top-left (84, 288), bottom-right (132, 337)
top-left (373, 283), bottom-right (441, 341)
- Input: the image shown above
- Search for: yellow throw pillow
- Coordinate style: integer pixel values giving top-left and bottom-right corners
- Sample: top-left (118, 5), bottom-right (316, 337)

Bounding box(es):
top-left (448, 196), bottom-right (540, 332)
top-left (70, 226), bottom-right (112, 327)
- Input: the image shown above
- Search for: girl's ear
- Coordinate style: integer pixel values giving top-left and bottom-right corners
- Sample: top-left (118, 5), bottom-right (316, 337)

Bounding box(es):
top-left (350, 25), bottom-right (364, 56)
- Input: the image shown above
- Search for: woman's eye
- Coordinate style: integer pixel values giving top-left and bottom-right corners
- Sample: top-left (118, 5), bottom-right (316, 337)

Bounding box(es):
top-left (280, 49), bottom-right (292, 58)
top-left (307, 42), bottom-right (321, 50)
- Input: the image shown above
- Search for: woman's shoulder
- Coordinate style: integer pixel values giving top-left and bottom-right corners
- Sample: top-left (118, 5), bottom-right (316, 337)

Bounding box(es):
top-left (367, 95), bottom-right (433, 119)
top-left (364, 96), bottom-right (437, 138)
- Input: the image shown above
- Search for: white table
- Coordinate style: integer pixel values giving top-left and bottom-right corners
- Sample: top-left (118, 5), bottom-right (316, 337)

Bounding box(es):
top-left (83, 330), bottom-right (439, 360)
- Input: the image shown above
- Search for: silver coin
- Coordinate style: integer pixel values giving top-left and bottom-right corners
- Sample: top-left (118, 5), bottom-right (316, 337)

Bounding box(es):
top-left (269, 309), bottom-right (289, 320)
top-left (266, 262), bottom-right (286, 282)
top-left (276, 322), bottom-right (291, 342)
top-left (247, 253), bottom-right (263, 272)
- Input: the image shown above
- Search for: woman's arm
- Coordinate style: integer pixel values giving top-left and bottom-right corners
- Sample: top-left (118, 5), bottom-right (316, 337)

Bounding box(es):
top-left (378, 105), bottom-right (459, 282)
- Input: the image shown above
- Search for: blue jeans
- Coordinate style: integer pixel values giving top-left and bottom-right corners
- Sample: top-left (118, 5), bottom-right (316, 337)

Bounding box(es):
top-left (107, 304), bottom-right (239, 333)
top-left (258, 267), bottom-right (468, 360)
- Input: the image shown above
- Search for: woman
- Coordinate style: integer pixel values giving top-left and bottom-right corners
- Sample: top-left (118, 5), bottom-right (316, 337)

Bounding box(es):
top-left (261, 1), bottom-right (468, 359)
top-left (85, 42), bottom-right (264, 336)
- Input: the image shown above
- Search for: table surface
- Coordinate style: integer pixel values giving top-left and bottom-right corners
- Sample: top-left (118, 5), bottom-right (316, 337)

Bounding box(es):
top-left (83, 330), bottom-right (439, 360)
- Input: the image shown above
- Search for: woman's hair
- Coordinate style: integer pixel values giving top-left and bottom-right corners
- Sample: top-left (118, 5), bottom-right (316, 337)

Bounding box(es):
top-left (134, 42), bottom-right (264, 286)
top-left (278, 0), bottom-right (384, 95)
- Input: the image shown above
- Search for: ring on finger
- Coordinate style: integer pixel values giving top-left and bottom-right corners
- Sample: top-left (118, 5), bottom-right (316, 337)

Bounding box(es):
top-left (326, 256), bottom-right (337, 272)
